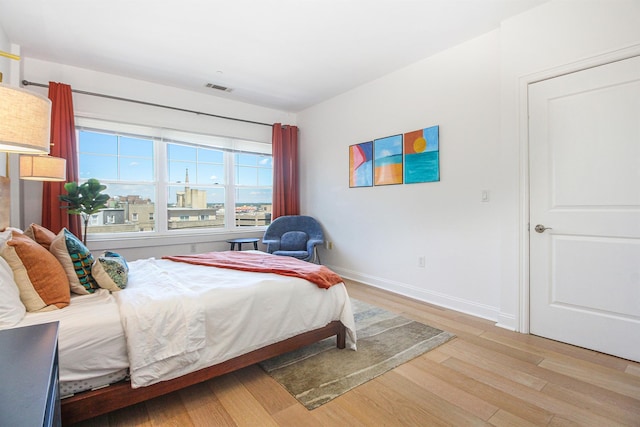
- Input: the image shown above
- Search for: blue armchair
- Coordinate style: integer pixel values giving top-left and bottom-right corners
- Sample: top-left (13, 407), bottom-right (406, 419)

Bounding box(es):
top-left (262, 215), bottom-right (324, 263)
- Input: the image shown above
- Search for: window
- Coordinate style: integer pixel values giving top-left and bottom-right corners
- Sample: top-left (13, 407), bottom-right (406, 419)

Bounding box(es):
top-left (167, 142), bottom-right (225, 230)
top-left (78, 129), bottom-right (155, 235)
top-left (89, 214), bottom-right (99, 226)
top-left (76, 120), bottom-right (272, 238)
top-left (235, 153), bottom-right (273, 227)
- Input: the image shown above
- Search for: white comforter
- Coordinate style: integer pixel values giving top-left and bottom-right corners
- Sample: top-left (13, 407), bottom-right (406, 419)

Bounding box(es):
top-left (116, 256), bottom-right (356, 388)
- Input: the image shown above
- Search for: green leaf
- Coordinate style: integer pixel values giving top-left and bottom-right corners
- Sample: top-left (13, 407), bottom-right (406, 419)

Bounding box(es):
top-left (58, 179), bottom-right (110, 216)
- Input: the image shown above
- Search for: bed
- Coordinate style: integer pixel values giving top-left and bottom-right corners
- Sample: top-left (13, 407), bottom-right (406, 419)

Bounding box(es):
top-left (0, 227), bottom-right (356, 424)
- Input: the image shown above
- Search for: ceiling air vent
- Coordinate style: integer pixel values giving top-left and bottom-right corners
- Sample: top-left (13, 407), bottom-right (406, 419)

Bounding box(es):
top-left (205, 83), bottom-right (232, 92)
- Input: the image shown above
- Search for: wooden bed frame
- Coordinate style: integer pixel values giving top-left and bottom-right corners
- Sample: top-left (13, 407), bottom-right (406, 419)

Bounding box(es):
top-left (61, 320), bottom-right (346, 424)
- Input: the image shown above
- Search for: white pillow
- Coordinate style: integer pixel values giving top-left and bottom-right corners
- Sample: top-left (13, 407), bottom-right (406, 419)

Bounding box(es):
top-left (0, 256), bottom-right (26, 328)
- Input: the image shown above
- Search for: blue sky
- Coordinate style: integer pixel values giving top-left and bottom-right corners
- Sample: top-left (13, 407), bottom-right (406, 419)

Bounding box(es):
top-left (78, 130), bottom-right (273, 205)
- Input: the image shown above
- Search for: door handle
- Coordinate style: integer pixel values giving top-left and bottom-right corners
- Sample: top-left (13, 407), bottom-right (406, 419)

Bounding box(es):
top-left (534, 224), bottom-right (552, 233)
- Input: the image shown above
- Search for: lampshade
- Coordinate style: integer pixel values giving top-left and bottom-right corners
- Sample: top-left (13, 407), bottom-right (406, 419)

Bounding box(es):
top-left (19, 155), bottom-right (66, 181)
top-left (0, 84), bottom-right (51, 154)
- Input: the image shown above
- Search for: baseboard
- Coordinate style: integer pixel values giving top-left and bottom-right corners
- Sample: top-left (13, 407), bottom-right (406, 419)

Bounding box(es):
top-left (330, 265), bottom-right (500, 323)
top-left (495, 312), bottom-right (517, 331)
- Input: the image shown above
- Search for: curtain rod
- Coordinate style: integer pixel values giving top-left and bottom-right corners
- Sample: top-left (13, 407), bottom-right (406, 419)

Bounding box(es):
top-left (21, 80), bottom-right (273, 128)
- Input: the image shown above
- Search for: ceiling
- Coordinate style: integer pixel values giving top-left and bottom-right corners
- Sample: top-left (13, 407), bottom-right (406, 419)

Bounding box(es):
top-left (0, 0), bottom-right (547, 112)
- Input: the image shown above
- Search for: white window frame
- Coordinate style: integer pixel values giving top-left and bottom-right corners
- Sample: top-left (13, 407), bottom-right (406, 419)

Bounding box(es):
top-left (75, 117), bottom-right (272, 245)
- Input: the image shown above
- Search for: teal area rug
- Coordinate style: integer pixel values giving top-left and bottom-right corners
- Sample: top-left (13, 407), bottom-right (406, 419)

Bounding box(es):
top-left (259, 298), bottom-right (455, 409)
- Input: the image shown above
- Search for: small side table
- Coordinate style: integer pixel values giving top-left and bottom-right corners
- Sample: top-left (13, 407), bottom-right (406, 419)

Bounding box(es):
top-left (226, 238), bottom-right (259, 251)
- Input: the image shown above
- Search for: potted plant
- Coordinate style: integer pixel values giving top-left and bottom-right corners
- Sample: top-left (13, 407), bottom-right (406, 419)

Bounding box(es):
top-left (59, 178), bottom-right (110, 245)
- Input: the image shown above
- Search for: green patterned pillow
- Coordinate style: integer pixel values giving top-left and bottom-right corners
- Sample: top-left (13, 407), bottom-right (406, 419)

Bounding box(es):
top-left (92, 252), bottom-right (128, 292)
top-left (50, 228), bottom-right (99, 294)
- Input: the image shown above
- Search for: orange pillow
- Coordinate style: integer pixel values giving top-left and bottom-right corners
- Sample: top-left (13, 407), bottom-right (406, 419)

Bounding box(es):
top-left (0, 231), bottom-right (70, 312)
top-left (24, 223), bottom-right (57, 250)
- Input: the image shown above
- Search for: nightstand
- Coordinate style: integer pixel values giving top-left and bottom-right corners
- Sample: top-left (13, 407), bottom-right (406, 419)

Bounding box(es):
top-left (0, 322), bottom-right (61, 427)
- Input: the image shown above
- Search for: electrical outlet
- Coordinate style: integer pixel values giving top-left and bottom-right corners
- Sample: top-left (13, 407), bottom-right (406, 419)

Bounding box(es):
top-left (418, 256), bottom-right (425, 268)
top-left (326, 241), bottom-right (333, 250)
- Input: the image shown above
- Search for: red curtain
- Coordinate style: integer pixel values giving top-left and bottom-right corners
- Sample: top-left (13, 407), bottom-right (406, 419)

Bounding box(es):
top-left (42, 82), bottom-right (81, 238)
top-left (272, 123), bottom-right (299, 219)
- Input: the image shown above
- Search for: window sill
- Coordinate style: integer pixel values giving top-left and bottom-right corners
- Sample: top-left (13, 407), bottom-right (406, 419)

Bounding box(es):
top-left (86, 228), bottom-right (266, 252)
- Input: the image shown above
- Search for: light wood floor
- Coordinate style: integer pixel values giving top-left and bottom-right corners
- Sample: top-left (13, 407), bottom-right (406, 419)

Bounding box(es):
top-left (71, 279), bottom-right (640, 426)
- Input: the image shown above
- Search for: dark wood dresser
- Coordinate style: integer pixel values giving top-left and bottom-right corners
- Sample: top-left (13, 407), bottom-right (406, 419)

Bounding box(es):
top-left (0, 322), bottom-right (61, 426)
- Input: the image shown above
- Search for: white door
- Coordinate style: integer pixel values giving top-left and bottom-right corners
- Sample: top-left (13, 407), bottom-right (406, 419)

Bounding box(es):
top-left (529, 56), bottom-right (640, 362)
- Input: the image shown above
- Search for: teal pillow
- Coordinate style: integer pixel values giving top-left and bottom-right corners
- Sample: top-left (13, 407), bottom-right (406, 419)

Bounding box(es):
top-left (92, 252), bottom-right (128, 292)
top-left (50, 228), bottom-right (99, 294)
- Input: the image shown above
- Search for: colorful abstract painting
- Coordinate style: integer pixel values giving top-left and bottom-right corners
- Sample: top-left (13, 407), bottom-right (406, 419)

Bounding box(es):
top-left (349, 141), bottom-right (373, 187)
top-left (374, 134), bottom-right (403, 185)
top-left (404, 125), bottom-right (439, 184)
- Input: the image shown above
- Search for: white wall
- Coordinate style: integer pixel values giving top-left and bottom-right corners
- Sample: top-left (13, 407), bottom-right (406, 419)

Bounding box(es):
top-left (298, 0), bottom-right (640, 329)
top-left (0, 25), bottom-right (11, 85)
top-left (22, 58), bottom-right (295, 144)
top-left (299, 30), bottom-right (504, 321)
top-left (0, 32), bottom-right (24, 225)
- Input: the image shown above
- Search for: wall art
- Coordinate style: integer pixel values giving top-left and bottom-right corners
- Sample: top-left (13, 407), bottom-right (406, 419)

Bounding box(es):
top-left (404, 125), bottom-right (439, 183)
top-left (373, 134), bottom-right (403, 186)
top-left (349, 141), bottom-right (373, 187)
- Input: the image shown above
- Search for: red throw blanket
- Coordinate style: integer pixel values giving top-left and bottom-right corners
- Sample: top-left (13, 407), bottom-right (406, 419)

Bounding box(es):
top-left (162, 251), bottom-right (343, 289)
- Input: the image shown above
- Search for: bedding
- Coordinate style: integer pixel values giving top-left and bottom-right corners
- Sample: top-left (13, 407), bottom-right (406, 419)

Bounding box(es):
top-left (5, 248), bottom-right (356, 401)
top-left (50, 228), bottom-right (99, 294)
top-left (117, 255), bottom-right (356, 388)
top-left (1, 230), bottom-right (70, 312)
top-left (163, 250), bottom-right (343, 289)
top-left (13, 289), bottom-right (129, 393)
top-left (0, 256), bottom-right (26, 328)
top-left (92, 251), bottom-right (128, 291)
top-left (23, 223), bottom-right (57, 250)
